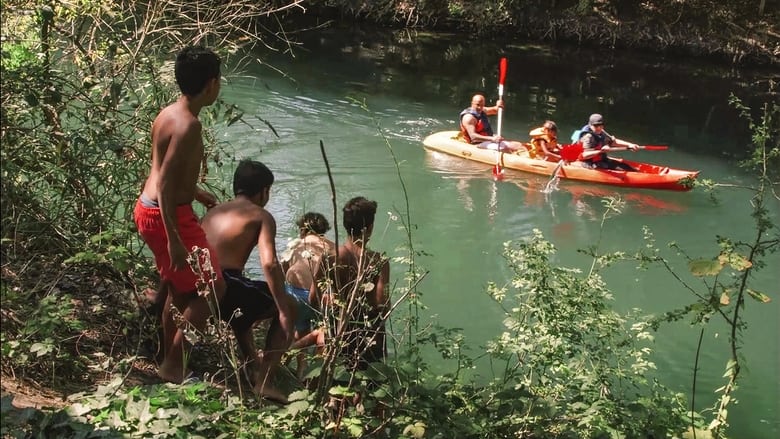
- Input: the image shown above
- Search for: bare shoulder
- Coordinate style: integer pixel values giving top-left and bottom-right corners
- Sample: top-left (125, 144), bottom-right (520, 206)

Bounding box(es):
top-left (254, 204), bottom-right (275, 224)
top-left (205, 199), bottom-right (264, 224)
top-left (366, 249), bottom-right (389, 267)
top-left (461, 113), bottom-right (477, 124)
top-left (321, 237), bottom-right (336, 252)
top-left (154, 102), bottom-right (201, 137)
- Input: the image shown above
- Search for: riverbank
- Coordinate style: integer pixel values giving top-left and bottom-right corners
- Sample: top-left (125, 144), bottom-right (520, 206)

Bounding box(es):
top-left (298, 1), bottom-right (779, 67)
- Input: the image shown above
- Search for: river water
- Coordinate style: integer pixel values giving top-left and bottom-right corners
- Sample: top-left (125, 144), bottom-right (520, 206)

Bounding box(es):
top-left (215, 26), bottom-right (779, 437)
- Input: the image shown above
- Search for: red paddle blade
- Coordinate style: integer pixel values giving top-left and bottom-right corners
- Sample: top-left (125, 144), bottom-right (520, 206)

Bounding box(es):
top-left (492, 164), bottom-right (504, 180)
top-left (498, 57), bottom-right (507, 85)
top-left (559, 143), bottom-right (584, 162)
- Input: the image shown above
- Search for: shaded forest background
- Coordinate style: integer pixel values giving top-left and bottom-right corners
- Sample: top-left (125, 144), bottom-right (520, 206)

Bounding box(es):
top-left (301, 0), bottom-right (779, 66)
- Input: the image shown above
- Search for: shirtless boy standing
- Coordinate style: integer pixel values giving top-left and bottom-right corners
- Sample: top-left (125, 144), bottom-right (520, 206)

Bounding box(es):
top-left (200, 160), bottom-right (296, 403)
top-left (311, 197), bottom-right (390, 370)
top-left (134, 46), bottom-right (225, 384)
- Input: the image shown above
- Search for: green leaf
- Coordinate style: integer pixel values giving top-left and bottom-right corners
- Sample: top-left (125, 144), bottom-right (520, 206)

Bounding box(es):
top-left (285, 400), bottom-right (309, 417)
top-left (29, 342), bottom-right (53, 357)
top-left (718, 252), bottom-right (753, 271)
top-left (154, 407), bottom-right (174, 419)
top-left (746, 289), bottom-right (771, 303)
top-left (688, 259), bottom-right (723, 277)
top-left (347, 421), bottom-right (363, 438)
top-left (682, 427), bottom-right (713, 439)
top-left (173, 406), bottom-right (197, 427)
top-left (328, 386), bottom-right (355, 397)
top-left (402, 422), bottom-right (427, 438)
top-left (288, 390), bottom-right (309, 402)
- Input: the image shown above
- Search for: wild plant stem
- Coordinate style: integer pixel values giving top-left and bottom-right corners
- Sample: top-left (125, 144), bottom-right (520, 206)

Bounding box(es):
top-left (318, 139), bottom-right (340, 265)
top-left (691, 327), bottom-right (705, 438)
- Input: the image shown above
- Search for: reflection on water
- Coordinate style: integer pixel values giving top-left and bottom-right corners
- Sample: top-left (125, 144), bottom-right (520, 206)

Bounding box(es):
top-left (424, 149), bottom-right (690, 218)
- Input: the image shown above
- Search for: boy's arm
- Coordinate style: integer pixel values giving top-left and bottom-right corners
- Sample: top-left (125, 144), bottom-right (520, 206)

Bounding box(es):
top-left (257, 210), bottom-right (294, 344)
top-left (541, 140), bottom-right (561, 160)
top-left (158, 121), bottom-right (200, 270)
top-left (373, 257), bottom-right (390, 314)
top-left (309, 254), bottom-right (333, 309)
top-left (195, 187), bottom-right (218, 209)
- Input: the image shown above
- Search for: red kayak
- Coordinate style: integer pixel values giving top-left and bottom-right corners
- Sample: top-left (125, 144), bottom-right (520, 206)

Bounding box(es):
top-left (423, 131), bottom-right (699, 191)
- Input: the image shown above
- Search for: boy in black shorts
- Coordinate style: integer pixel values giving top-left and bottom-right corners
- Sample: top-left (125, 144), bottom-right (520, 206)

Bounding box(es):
top-left (200, 160), bottom-right (296, 403)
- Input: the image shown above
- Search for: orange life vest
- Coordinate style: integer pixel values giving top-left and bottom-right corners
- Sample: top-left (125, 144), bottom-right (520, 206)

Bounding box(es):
top-left (528, 127), bottom-right (557, 159)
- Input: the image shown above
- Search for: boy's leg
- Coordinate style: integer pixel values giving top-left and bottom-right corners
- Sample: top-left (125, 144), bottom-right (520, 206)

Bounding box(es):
top-left (290, 330), bottom-right (320, 350)
top-left (156, 281), bottom-right (173, 361)
top-left (252, 293), bottom-right (297, 403)
top-left (158, 278), bottom-right (226, 383)
top-left (252, 318), bottom-right (290, 404)
top-left (293, 329), bottom-right (309, 380)
top-left (234, 326), bottom-right (263, 383)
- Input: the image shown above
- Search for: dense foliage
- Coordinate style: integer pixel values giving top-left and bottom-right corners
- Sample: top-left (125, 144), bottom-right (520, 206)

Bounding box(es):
top-left (1, 1), bottom-right (777, 438)
top-left (305, 0), bottom-right (779, 66)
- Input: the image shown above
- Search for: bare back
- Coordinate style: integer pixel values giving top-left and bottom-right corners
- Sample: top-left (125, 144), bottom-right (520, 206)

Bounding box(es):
top-left (141, 99), bottom-right (205, 205)
top-left (331, 244), bottom-right (389, 311)
top-left (200, 198), bottom-right (266, 271)
top-left (283, 235), bottom-right (335, 290)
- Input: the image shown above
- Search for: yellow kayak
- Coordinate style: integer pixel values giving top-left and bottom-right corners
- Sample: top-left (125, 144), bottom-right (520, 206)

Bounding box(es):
top-left (422, 131), bottom-right (699, 191)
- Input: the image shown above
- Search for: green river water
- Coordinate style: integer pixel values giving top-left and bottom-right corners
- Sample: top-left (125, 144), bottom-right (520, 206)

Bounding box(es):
top-left (213, 26), bottom-right (779, 437)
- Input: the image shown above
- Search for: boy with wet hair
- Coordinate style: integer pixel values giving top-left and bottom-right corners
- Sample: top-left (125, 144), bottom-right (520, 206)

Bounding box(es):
top-left (312, 196), bottom-right (390, 370)
top-left (296, 212), bottom-right (331, 236)
top-left (134, 45), bottom-right (224, 384)
top-left (200, 160), bottom-right (296, 403)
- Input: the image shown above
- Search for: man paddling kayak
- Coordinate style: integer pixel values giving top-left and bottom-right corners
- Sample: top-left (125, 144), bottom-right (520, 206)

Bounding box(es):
top-left (459, 94), bottom-right (524, 153)
top-left (574, 113), bottom-right (638, 171)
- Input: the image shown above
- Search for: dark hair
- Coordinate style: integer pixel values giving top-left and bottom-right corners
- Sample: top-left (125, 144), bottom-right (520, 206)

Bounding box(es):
top-left (297, 212), bottom-right (330, 235)
top-left (343, 196), bottom-right (377, 238)
top-left (233, 160), bottom-right (274, 197)
top-left (175, 46), bottom-right (221, 96)
top-left (543, 120), bottom-right (558, 133)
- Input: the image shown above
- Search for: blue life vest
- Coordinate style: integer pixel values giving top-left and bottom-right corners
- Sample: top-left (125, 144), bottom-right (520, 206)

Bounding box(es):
top-left (576, 124), bottom-right (611, 149)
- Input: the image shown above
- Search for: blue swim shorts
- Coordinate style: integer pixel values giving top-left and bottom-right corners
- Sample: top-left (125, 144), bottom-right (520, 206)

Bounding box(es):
top-left (285, 284), bottom-right (316, 333)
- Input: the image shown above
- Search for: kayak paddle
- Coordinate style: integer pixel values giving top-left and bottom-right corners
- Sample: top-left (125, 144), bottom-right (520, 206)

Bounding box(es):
top-left (545, 143), bottom-right (583, 189)
top-left (580, 144), bottom-right (668, 160)
top-left (492, 57), bottom-right (507, 180)
top-left (612, 145), bottom-right (669, 151)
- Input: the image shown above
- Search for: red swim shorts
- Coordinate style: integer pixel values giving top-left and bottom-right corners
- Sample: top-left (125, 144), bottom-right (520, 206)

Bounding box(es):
top-left (133, 199), bottom-right (221, 294)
